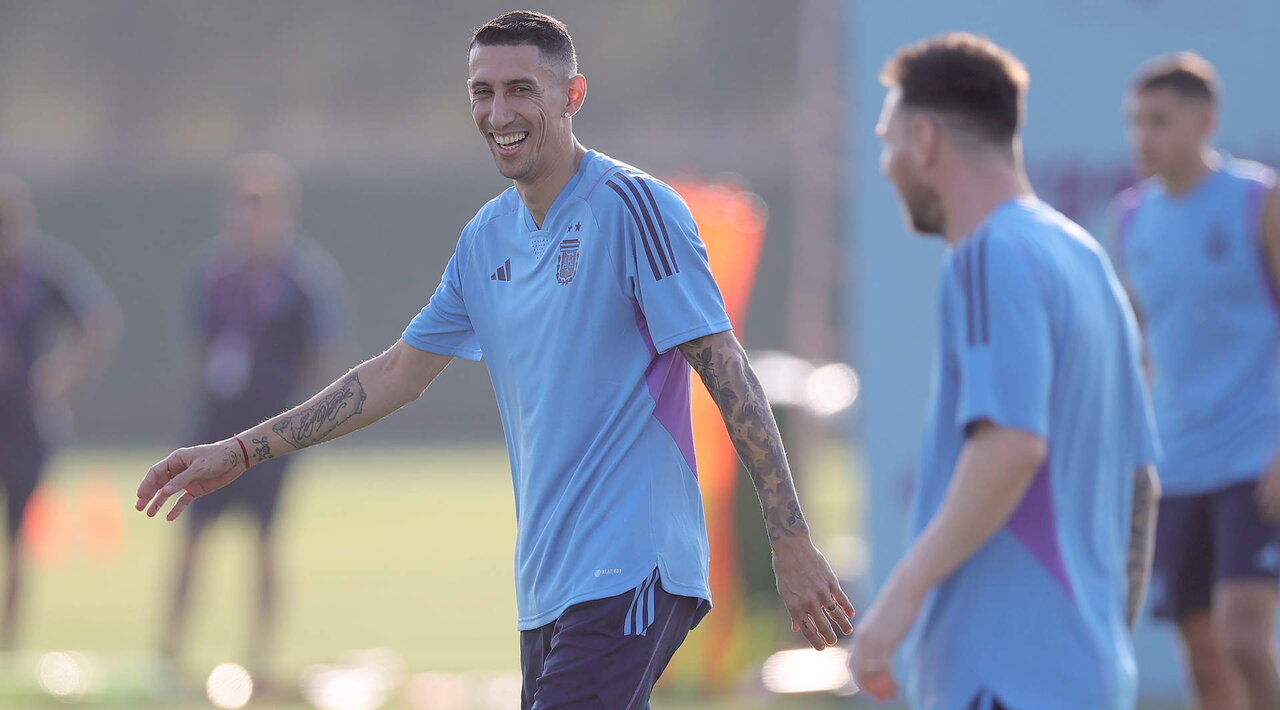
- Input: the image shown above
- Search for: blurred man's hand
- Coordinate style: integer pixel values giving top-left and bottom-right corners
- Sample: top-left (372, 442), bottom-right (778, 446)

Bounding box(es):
top-left (1255, 453), bottom-right (1280, 523)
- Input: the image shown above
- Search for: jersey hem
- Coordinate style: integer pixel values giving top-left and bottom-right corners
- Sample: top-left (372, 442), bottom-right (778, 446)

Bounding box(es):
top-left (651, 319), bottom-right (733, 354)
top-left (515, 572), bottom-right (712, 631)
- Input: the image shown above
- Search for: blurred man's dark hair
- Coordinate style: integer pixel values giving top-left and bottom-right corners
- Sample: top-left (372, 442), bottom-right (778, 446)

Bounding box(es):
top-left (881, 32), bottom-right (1030, 146)
top-left (470, 10), bottom-right (577, 78)
top-left (1133, 52), bottom-right (1219, 105)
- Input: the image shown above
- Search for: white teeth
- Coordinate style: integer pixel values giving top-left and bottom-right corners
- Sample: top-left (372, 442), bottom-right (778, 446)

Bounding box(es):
top-left (494, 132), bottom-right (528, 147)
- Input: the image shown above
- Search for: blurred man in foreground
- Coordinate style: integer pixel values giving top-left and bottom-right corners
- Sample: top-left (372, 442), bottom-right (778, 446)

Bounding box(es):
top-left (137, 12), bottom-right (852, 708)
top-left (1113, 53), bottom-right (1280, 710)
top-left (0, 173), bottom-right (120, 650)
top-left (161, 153), bottom-right (347, 681)
top-left (851, 34), bottom-right (1160, 709)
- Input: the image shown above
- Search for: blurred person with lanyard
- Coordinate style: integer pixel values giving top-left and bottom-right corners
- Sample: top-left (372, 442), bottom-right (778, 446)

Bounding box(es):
top-left (1112, 53), bottom-right (1280, 710)
top-left (0, 173), bottom-right (120, 651)
top-left (850, 34), bottom-right (1160, 709)
top-left (137, 11), bottom-right (854, 708)
top-left (160, 153), bottom-right (348, 682)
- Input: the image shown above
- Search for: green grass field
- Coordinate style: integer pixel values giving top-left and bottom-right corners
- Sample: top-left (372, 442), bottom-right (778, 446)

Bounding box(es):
top-left (3, 443), bottom-right (866, 709)
top-left (0, 443), bottom-right (1187, 709)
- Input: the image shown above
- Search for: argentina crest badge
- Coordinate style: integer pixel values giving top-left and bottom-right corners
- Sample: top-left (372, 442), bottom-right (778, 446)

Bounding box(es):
top-left (556, 238), bottom-right (580, 285)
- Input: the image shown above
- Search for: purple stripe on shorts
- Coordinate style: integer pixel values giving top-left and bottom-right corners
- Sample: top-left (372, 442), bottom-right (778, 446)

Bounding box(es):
top-left (1006, 463), bottom-right (1075, 600)
top-left (630, 298), bottom-right (698, 476)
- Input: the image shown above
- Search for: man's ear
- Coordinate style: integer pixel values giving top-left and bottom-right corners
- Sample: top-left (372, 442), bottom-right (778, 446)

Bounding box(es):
top-left (910, 113), bottom-right (941, 169)
top-left (565, 74), bottom-right (587, 116)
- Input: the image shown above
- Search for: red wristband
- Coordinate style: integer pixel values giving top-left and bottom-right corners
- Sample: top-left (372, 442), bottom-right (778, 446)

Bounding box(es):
top-left (233, 435), bottom-right (252, 471)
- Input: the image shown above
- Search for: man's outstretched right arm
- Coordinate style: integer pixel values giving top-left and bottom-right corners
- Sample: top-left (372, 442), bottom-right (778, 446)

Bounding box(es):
top-left (136, 339), bottom-right (452, 521)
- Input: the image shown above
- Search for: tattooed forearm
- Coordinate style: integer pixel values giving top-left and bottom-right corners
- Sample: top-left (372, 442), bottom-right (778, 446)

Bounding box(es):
top-left (679, 333), bottom-right (809, 541)
top-left (252, 436), bottom-right (274, 463)
top-left (271, 372), bottom-right (368, 450)
top-left (1126, 465), bottom-right (1160, 630)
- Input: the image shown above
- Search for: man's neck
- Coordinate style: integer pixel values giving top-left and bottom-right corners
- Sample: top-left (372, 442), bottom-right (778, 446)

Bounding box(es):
top-left (1160, 148), bottom-right (1218, 196)
top-left (940, 155), bottom-right (1034, 246)
top-left (517, 140), bottom-right (587, 228)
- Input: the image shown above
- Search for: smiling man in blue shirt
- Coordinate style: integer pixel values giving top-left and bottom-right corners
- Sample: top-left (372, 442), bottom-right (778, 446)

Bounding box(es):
top-left (135, 11), bottom-right (853, 708)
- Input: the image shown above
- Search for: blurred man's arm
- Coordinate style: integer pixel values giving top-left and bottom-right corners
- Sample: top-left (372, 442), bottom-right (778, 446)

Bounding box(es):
top-left (881, 421), bottom-right (1044, 601)
top-left (137, 338), bottom-right (451, 520)
top-left (678, 330), bottom-right (855, 651)
top-left (1126, 464), bottom-right (1160, 630)
top-left (1253, 185), bottom-right (1280, 522)
top-left (31, 241), bottom-right (124, 404)
top-left (32, 297), bottom-right (122, 404)
top-left (851, 421), bottom-right (1044, 700)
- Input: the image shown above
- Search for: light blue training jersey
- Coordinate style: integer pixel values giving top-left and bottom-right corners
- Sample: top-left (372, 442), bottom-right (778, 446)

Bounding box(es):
top-left (402, 150), bottom-right (730, 630)
top-left (1113, 158), bottom-right (1279, 496)
top-left (905, 198), bottom-right (1159, 710)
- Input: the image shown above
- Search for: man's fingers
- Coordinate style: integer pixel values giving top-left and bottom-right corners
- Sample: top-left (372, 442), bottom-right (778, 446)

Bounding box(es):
top-left (164, 466), bottom-right (205, 498)
top-left (137, 452), bottom-right (189, 512)
top-left (861, 670), bottom-right (898, 701)
top-left (166, 492), bottom-right (197, 522)
top-left (795, 615), bottom-right (826, 651)
top-left (824, 597), bottom-right (854, 636)
top-left (808, 607), bottom-right (839, 646)
top-left (832, 583), bottom-right (856, 618)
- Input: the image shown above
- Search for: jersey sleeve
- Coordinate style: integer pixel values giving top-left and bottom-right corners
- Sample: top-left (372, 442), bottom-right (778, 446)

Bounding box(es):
top-left (601, 173), bottom-right (731, 353)
top-left (953, 230), bottom-right (1052, 439)
top-left (401, 236), bottom-right (482, 361)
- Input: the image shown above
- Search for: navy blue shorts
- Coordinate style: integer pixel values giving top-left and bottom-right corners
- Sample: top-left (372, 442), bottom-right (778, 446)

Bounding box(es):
top-left (1152, 479), bottom-right (1280, 621)
top-left (520, 569), bottom-right (708, 710)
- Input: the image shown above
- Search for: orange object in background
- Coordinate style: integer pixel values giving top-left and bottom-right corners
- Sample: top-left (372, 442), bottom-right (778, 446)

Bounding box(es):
top-left (21, 485), bottom-right (71, 565)
top-left (670, 178), bottom-right (767, 692)
top-left (80, 472), bottom-right (124, 563)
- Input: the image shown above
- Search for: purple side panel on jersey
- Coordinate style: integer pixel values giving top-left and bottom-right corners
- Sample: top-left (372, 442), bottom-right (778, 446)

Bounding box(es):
top-left (631, 297), bottom-right (698, 477)
top-left (1007, 463), bottom-right (1075, 600)
top-left (1246, 180), bottom-right (1280, 314)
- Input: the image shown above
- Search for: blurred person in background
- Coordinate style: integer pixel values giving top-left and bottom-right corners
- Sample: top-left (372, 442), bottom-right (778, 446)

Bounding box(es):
top-left (0, 173), bottom-right (121, 651)
top-left (138, 11), bottom-right (853, 709)
top-left (160, 153), bottom-right (348, 682)
top-left (851, 34), bottom-right (1160, 709)
top-left (1112, 53), bottom-right (1280, 710)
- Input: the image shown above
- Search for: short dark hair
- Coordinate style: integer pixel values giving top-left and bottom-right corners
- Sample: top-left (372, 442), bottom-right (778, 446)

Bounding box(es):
top-left (881, 32), bottom-right (1029, 145)
top-left (1133, 52), bottom-right (1218, 104)
top-left (470, 10), bottom-right (577, 77)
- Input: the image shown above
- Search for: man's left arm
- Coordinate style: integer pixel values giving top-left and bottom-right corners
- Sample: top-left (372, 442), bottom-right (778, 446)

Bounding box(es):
top-left (31, 242), bottom-right (122, 405)
top-left (679, 330), bottom-right (855, 651)
top-left (1252, 184), bottom-right (1280, 522)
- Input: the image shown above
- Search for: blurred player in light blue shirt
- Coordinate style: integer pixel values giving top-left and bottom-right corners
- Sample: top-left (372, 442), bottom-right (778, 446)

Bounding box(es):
top-left (1112, 53), bottom-right (1280, 710)
top-left (851, 34), bottom-right (1160, 710)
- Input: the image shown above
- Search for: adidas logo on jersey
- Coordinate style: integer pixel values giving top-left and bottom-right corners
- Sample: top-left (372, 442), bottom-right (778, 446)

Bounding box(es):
top-left (490, 259), bottom-right (512, 282)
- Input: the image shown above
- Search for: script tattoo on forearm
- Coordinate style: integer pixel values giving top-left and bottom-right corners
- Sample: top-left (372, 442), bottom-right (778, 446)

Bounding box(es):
top-left (1126, 465), bottom-right (1159, 630)
top-left (252, 436), bottom-right (274, 463)
top-left (679, 335), bottom-right (809, 541)
top-left (271, 372), bottom-right (368, 450)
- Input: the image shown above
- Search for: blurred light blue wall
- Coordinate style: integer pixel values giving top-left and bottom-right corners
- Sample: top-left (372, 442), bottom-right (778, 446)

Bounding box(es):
top-left (847, 0), bottom-right (1280, 701)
